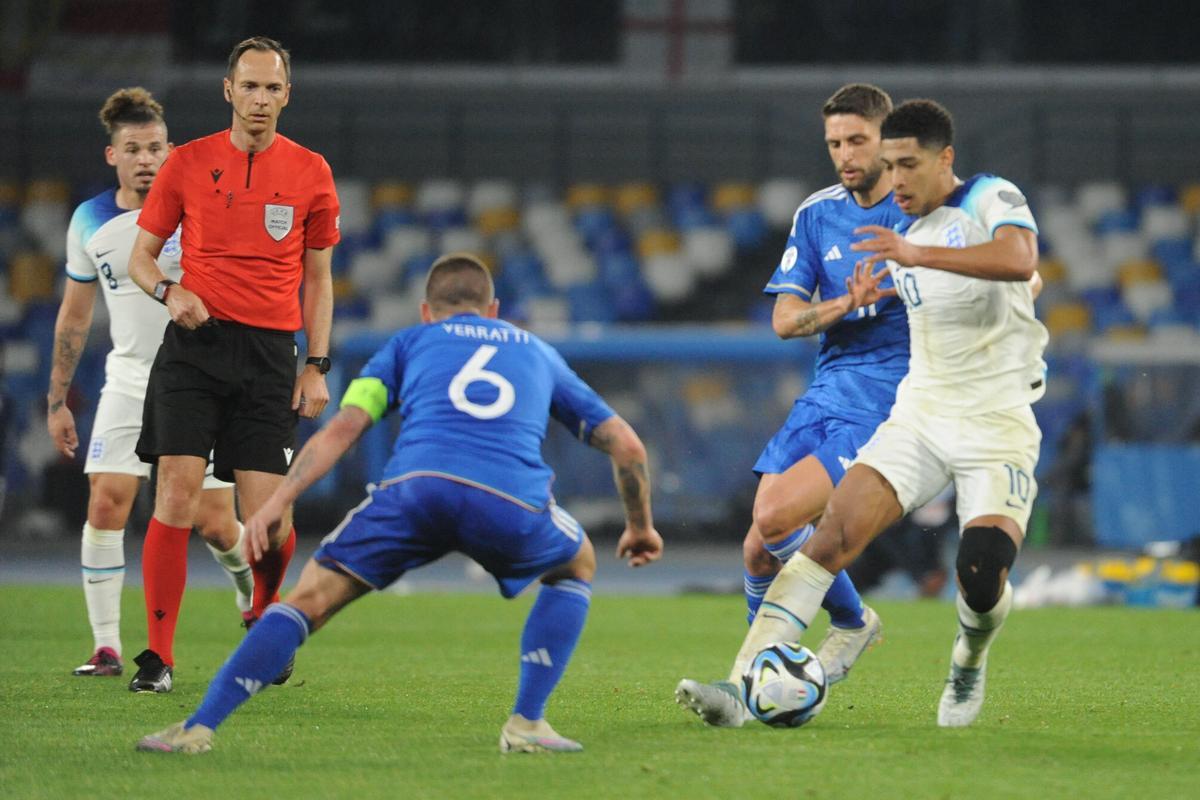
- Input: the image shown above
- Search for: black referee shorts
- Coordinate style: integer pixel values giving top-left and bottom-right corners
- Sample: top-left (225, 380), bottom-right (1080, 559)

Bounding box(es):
top-left (137, 319), bottom-right (299, 482)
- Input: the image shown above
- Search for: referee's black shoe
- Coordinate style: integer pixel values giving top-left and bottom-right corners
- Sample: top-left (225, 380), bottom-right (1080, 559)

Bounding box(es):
top-left (128, 649), bottom-right (173, 693)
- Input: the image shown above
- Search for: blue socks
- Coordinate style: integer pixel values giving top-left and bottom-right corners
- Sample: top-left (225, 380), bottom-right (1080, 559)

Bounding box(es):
top-left (187, 603), bottom-right (310, 731)
top-left (513, 579), bottom-right (591, 721)
top-left (755, 525), bottom-right (866, 630)
top-left (822, 569), bottom-right (866, 629)
top-left (744, 571), bottom-right (774, 625)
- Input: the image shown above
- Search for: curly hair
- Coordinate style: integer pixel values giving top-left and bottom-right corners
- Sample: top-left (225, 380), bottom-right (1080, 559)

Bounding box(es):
top-left (98, 87), bottom-right (164, 136)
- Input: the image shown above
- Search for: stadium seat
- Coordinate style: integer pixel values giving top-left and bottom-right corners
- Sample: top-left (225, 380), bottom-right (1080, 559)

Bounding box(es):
top-left (1132, 184), bottom-right (1176, 211)
top-left (566, 283), bottom-right (617, 323)
top-left (543, 250), bottom-right (597, 290)
top-left (383, 225), bottom-right (432, 266)
top-left (1094, 208), bottom-right (1138, 235)
top-left (1103, 324), bottom-right (1147, 341)
top-left (726, 208), bottom-right (768, 250)
top-left (614, 183), bottom-right (658, 216)
top-left (637, 229), bottom-right (681, 259)
top-left (609, 277), bottom-right (656, 322)
top-left (1121, 279), bottom-right (1172, 322)
top-left (371, 182), bottom-right (413, 209)
top-left (711, 182), bottom-right (756, 214)
top-left (476, 206), bottom-right (520, 236)
top-left (642, 252), bottom-right (695, 302)
top-left (1075, 181), bottom-right (1127, 224)
top-left (438, 226), bottom-right (486, 256)
top-left (1045, 302), bottom-right (1091, 337)
top-left (7, 252), bottom-right (55, 303)
top-left (682, 227), bottom-right (735, 278)
top-left (1178, 183), bottom-right (1200, 216)
top-left (349, 248), bottom-right (405, 294)
top-left (414, 179), bottom-right (465, 215)
top-left (758, 178), bottom-right (808, 229)
top-left (1116, 259), bottom-right (1163, 287)
top-left (1038, 257), bottom-right (1067, 284)
top-left (574, 206), bottom-right (619, 248)
top-left (20, 180), bottom-right (70, 263)
top-left (467, 180), bottom-right (518, 219)
top-left (334, 178), bottom-right (371, 236)
top-left (565, 183), bottom-right (610, 210)
top-left (1139, 204), bottom-right (1188, 241)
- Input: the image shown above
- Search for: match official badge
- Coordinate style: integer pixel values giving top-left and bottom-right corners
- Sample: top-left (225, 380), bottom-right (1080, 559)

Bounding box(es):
top-left (264, 204), bottom-right (294, 241)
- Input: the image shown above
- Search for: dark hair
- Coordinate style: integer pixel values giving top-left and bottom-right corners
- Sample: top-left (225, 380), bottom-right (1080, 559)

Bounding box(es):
top-left (425, 253), bottom-right (495, 311)
top-left (98, 87), bottom-right (164, 137)
top-left (881, 99), bottom-right (955, 150)
top-left (822, 83), bottom-right (893, 122)
top-left (227, 36), bottom-right (291, 82)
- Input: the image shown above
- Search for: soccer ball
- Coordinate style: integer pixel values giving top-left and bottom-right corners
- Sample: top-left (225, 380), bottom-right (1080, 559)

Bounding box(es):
top-left (741, 642), bottom-right (828, 728)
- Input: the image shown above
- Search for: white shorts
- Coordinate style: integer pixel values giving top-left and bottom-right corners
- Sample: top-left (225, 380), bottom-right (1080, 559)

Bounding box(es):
top-left (84, 389), bottom-right (231, 490)
top-left (853, 402), bottom-right (1041, 533)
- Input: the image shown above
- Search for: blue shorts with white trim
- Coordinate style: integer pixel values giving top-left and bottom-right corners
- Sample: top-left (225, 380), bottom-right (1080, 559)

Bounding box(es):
top-left (313, 474), bottom-right (585, 598)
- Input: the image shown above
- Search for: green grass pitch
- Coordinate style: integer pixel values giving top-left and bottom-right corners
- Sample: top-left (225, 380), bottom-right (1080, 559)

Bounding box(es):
top-left (1, 585), bottom-right (1196, 799)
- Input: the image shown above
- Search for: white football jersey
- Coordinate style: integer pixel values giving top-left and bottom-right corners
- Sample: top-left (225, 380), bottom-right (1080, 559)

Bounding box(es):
top-left (65, 188), bottom-right (182, 400)
top-left (888, 174), bottom-right (1048, 416)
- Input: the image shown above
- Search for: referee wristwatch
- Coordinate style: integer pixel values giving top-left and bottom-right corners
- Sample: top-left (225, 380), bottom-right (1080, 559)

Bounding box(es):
top-left (153, 279), bottom-right (177, 304)
top-left (305, 355), bottom-right (332, 374)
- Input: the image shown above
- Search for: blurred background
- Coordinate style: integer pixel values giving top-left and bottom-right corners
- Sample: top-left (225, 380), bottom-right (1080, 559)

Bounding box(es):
top-left (1, 0), bottom-right (1198, 602)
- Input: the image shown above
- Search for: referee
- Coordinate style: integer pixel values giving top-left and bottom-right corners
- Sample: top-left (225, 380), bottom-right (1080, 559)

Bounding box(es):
top-left (127, 36), bottom-right (340, 693)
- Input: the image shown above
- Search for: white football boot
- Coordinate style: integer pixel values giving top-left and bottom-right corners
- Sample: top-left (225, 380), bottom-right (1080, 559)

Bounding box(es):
top-left (814, 605), bottom-right (882, 685)
top-left (938, 659), bottom-right (987, 728)
top-left (674, 679), bottom-right (753, 728)
top-left (500, 715), bottom-right (583, 753)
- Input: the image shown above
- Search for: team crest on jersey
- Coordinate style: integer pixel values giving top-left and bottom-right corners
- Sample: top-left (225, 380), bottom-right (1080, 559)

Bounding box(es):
top-left (161, 229), bottom-right (182, 258)
top-left (264, 204), bottom-right (294, 241)
top-left (944, 222), bottom-right (966, 248)
top-left (90, 438), bottom-right (105, 461)
top-left (780, 246), bottom-right (798, 273)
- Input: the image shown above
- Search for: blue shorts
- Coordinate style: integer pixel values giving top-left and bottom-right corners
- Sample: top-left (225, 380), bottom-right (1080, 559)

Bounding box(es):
top-left (753, 397), bottom-right (882, 484)
top-left (313, 475), bottom-right (585, 598)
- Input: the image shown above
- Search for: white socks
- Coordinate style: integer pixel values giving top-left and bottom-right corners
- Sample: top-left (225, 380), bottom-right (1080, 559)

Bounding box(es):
top-left (952, 580), bottom-right (1013, 670)
top-left (729, 553), bottom-right (834, 682)
top-left (205, 522), bottom-right (254, 614)
top-left (81, 523), bottom-right (125, 655)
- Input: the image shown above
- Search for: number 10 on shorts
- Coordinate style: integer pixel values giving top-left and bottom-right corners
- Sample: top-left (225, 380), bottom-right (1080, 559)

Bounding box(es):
top-left (1002, 463), bottom-right (1031, 507)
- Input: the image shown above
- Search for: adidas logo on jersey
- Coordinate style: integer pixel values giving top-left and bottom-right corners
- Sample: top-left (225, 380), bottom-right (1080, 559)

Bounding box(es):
top-left (824, 245), bottom-right (843, 261)
top-left (235, 676), bottom-right (264, 696)
top-left (521, 648), bottom-right (553, 667)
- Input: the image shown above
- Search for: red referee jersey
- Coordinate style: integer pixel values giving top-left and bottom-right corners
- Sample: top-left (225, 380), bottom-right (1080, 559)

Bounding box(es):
top-left (139, 130), bottom-right (340, 331)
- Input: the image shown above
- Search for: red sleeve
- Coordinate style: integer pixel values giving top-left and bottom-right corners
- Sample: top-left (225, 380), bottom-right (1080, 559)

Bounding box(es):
top-left (137, 150), bottom-right (185, 239)
top-left (305, 157), bottom-right (340, 249)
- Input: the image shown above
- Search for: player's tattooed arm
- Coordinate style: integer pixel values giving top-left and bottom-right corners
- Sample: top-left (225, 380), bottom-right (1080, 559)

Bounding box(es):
top-left (771, 292), bottom-right (856, 339)
top-left (589, 416), bottom-right (653, 530)
top-left (589, 415), bottom-right (663, 566)
top-left (47, 280), bottom-right (97, 410)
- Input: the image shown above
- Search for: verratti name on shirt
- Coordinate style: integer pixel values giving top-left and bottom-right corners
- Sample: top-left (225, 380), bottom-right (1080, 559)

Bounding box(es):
top-left (441, 321), bottom-right (531, 344)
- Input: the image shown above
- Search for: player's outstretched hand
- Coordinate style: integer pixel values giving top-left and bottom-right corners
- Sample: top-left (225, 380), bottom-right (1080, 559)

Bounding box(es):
top-left (616, 526), bottom-right (664, 568)
top-left (244, 497), bottom-right (286, 562)
top-left (845, 260), bottom-right (898, 310)
top-left (165, 285), bottom-right (210, 330)
top-left (850, 224), bottom-right (921, 267)
top-left (293, 369), bottom-right (330, 419)
top-left (47, 405), bottom-right (78, 459)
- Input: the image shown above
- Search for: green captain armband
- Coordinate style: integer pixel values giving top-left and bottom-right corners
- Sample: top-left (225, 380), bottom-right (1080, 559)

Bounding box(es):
top-left (340, 377), bottom-right (389, 423)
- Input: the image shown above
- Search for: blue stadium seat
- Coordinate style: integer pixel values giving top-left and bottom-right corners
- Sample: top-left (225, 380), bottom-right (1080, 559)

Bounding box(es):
top-left (1094, 208), bottom-right (1139, 234)
top-left (1132, 184), bottom-right (1176, 211)
top-left (373, 207), bottom-right (417, 238)
top-left (566, 283), bottom-right (617, 323)
top-left (726, 208), bottom-right (768, 250)
top-left (574, 207), bottom-right (619, 248)
top-left (590, 226), bottom-right (634, 258)
top-left (597, 252), bottom-right (641, 288)
top-left (609, 278), bottom-right (655, 322)
top-left (421, 207), bottom-right (468, 231)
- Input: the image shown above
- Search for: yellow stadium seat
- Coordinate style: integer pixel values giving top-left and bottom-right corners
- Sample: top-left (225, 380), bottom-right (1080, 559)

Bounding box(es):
top-left (1116, 259), bottom-right (1163, 287)
top-left (1179, 183), bottom-right (1200, 216)
top-left (614, 182), bottom-right (659, 216)
top-left (8, 252), bottom-right (56, 302)
top-left (331, 277), bottom-right (358, 301)
top-left (637, 229), bottom-right (681, 259)
top-left (1037, 257), bottom-right (1067, 284)
top-left (25, 179), bottom-right (69, 203)
top-left (683, 375), bottom-right (731, 404)
top-left (1045, 302), bottom-right (1091, 336)
top-left (0, 181), bottom-right (21, 206)
top-left (476, 207), bottom-right (520, 236)
top-left (371, 182), bottom-right (413, 209)
top-left (711, 182), bottom-right (756, 213)
top-left (1104, 324), bottom-right (1146, 341)
top-left (565, 183), bottom-right (610, 210)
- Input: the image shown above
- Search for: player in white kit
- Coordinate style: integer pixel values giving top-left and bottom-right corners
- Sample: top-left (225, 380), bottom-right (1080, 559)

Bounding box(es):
top-left (726, 99), bottom-right (1046, 727)
top-left (47, 88), bottom-right (254, 677)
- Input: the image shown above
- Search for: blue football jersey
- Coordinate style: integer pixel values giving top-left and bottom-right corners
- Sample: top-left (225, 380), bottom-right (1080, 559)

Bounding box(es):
top-left (763, 185), bottom-right (911, 422)
top-left (353, 314), bottom-right (615, 509)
